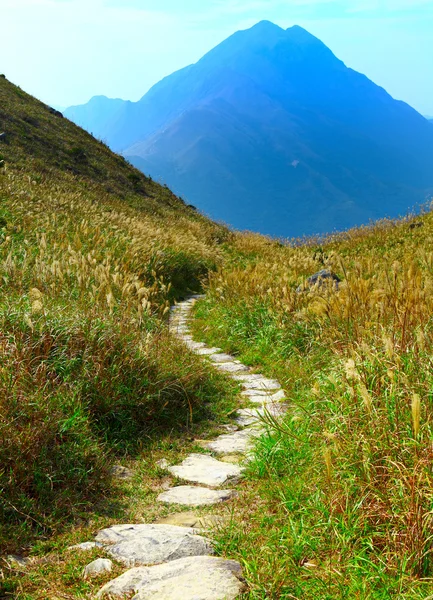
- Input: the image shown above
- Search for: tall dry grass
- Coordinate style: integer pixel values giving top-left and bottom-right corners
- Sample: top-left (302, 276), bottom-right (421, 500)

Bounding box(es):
top-left (194, 214), bottom-right (433, 595)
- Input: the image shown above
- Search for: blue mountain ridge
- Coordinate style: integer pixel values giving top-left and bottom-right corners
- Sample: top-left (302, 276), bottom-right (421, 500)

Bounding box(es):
top-left (64, 21), bottom-right (433, 238)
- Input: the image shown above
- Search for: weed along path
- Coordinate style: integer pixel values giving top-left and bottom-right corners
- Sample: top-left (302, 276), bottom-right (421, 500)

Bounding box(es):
top-left (75, 296), bottom-right (288, 599)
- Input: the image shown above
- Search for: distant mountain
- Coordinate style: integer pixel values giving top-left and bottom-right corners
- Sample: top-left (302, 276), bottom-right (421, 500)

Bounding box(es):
top-left (64, 96), bottom-right (128, 142)
top-left (65, 21), bottom-right (433, 237)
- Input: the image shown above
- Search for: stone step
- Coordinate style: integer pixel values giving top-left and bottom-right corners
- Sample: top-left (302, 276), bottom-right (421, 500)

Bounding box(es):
top-left (155, 512), bottom-right (226, 529)
top-left (165, 453), bottom-right (243, 487)
top-left (157, 486), bottom-right (238, 506)
top-left (195, 347), bottom-right (222, 356)
top-left (94, 524), bottom-right (212, 567)
top-left (241, 389), bottom-right (286, 404)
top-left (214, 362), bottom-right (249, 374)
top-left (204, 429), bottom-right (260, 454)
top-left (97, 555), bottom-right (245, 599)
top-left (208, 353), bottom-right (237, 363)
top-left (235, 404), bottom-right (287, 427)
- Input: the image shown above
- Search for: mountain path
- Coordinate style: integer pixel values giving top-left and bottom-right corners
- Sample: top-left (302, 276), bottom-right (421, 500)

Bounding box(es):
top-left (76, 296), bottom-right (288, 599)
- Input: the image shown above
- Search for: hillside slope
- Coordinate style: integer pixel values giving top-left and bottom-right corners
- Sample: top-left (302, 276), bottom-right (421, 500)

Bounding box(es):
top-left (191, 208), bottom-right (433, 597)
top-left (65, 21), bottom-right (433, 238)
top-left (0, 75), bottom-right (232, 555)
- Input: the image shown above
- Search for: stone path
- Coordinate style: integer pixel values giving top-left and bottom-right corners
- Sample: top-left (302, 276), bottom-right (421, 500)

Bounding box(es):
top-left (78, 295), bottom-right (288, 598)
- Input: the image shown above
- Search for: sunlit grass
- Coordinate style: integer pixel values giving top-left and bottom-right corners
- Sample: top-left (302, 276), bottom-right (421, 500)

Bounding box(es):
top-left (193, 214), bottom-right (433, 598)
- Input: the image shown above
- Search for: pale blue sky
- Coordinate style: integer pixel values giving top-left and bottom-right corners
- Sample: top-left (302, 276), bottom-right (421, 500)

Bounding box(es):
top-left (2, 0), bottom-right (433, 114)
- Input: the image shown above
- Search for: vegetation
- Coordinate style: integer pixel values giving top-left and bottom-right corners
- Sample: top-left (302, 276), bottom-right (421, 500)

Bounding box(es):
top-left (0, 75), bottom-right (235, 578)
top-left (2, 74), bottom-right (433, 599)
top-left (192, 216), bottom-right (433, 598)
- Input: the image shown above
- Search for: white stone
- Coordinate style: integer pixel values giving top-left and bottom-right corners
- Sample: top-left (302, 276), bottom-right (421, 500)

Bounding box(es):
top-left (232, 374), bottom-right (263, 382)
top-left (83, 558), bottom-right (112, 578)
top-left (157, 486), bottom-right (237, 506)
top-left (214, 362), bottom-right (249, 373)
top-left (241, 389), bottom-right (286, 404)
top-left (208, 353), bottom-right (236, 363)
top-left (205, 429), bottom-right (259, 454)
top-left (185, 341), bottom-right (207, 351)
top-left (68, 541), bottom-right (103, 552)
top-left (235, 405), bottom-right (287, 427)
top-left (268, 389), bottom-right (286, 402)
top-left (97, 555), bottom-right (244, 599)
top-left (95, 524), bottom-right (212, 566)
top-left (156, 459), bottom-right (169, 469)
top-left (241, 377), bottom-right (281, 391)
top-left (195, 347), bottom-right (222, 355)
top-left (167, 454), bottom-right (243, 487)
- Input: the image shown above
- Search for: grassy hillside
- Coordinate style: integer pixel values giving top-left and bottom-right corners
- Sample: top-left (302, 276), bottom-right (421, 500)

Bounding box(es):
top-left (0, 75), bottom-right (234, 561)
top-left (192, 211), bottom-right (433, 598)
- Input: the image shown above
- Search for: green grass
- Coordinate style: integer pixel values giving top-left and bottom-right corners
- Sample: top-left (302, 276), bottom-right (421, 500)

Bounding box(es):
top-left (191, 222), bottom-right (433, 599)
top-left (0, 74), bottom-right (236, 586)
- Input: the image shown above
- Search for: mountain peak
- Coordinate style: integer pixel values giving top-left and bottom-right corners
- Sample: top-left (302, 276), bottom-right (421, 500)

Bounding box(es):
top-left (250, 20), bottom-right (284, 33)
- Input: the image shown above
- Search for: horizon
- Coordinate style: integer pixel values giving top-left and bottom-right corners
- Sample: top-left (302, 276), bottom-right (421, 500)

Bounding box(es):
top-left (2, 0), bottom-right (433, 116)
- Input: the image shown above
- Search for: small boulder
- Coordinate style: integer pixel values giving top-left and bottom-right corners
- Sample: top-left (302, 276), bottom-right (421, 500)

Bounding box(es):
top-left (68, 541), bottom-right (102, 551)
top-left (110, 465), bottom-right (134, 479)
top-left (95, 523), bottom-right (213, 566)
top-left (96, 555), bottom-right (245, 599)
top-left (83, 558), bottom-right (112, 578)
top-left (297, 269), bottom-right (341, 293)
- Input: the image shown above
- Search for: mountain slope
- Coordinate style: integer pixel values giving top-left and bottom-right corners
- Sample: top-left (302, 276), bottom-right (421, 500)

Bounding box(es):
top-left (0, 75), bottom-right (232, 553)
top-left (65, 21), bottom-right (433, 237)
top-left (64, 95), bottom-right (128, 142)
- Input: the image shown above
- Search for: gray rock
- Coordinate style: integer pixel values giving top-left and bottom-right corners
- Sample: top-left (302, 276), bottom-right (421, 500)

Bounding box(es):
top-left (157, 486), bottom-right (237, 506)
top-left (110, 464), bottom-right (134, 479)
top-left (297, 269), bottom-right (341, 293)
top-left (214, 362), bottom-right (249, 373)
top-left (241, 389), bottom-right (286, 404)
top-left (195, 347), bottom-right (222, 355)
top-left (185, 341), bottom-right (207, 351)
top-left (205, 429), bottom-right (259, 454)
top-left (209, 353), bottom-right (236, 363)
top-left (156, 459), bottom-right (170, 469)
top-left (155, 512), bottom-right (226, 529)
top-left (95, 524), bottom-right (212, 566)
top-left (241, 377), bottom-right (281, 391)
top-left (166, 454), bottom-right (243, 487)
top-left (83, 558), bottom-right (112, 578)
top-left (235, 404), bottom-right (287, 427)
top-left (232, 373), bottom-right (263, 382)
top-left (97, 555), bottom-right (245, 599)
top-left (68, 541), bottom-right (103, 551)
top-left (6, 555), bottom-right (32, 568)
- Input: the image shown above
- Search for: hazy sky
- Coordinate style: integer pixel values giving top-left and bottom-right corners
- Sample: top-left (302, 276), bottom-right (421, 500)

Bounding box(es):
top-left (2, 0), bottom-right (433, 115)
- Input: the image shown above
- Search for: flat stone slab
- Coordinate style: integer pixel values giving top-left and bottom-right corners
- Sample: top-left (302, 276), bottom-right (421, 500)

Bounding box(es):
top-left (209, 353), bottom-right (236, 363)
top-left (185, 341), bottom-right (207, 350)
top-left (205, 429), bottom-right (260, 454)
top-left (195, 347), bottom-right (222, 355)
top-left (232, 374), bottom-right (263, 382)
top-left (158, 486), bottom-right (237, 506)
top-left (167, 454), bottom-right (243, 487)
top-left (68, 541), bottom-right (103, 552)
top-left (215, 362), bottom-right (249, 373)
top-left (241, 389), bottom-right (286, 404)
top-left (241, 377), bottom-right (281, 391)
top-left (235, 405), bottom-right (287, 427)
top-left (97, 555), bottom-right (245, 599)
top-left (156, 512), bottom-right (226, 529)
top-left (95, 524), bottom-right (212, 566)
